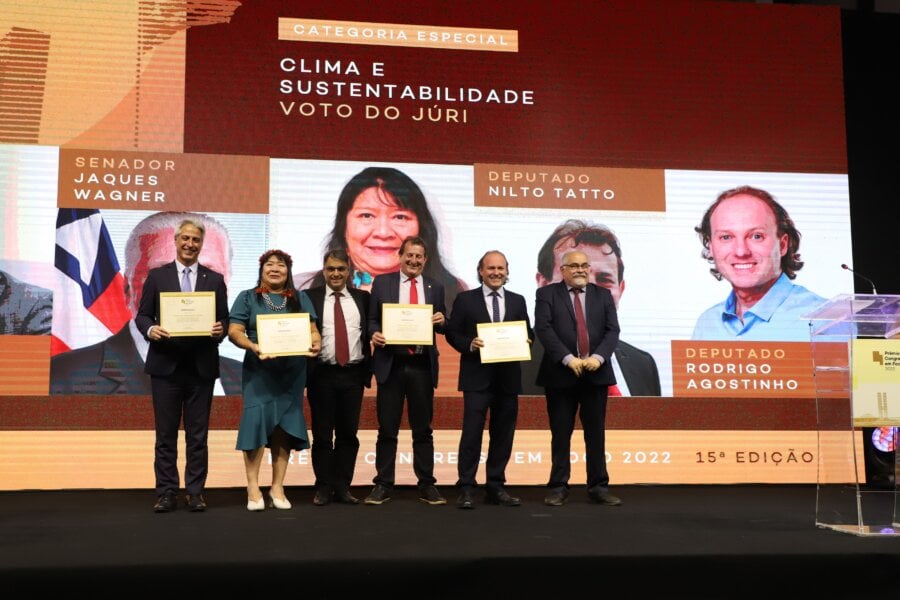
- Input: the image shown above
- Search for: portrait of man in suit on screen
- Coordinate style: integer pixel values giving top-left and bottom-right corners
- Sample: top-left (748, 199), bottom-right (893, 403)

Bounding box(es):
top-left (522, 219), bottom-right (661, 397)
top-left (49, 211), bottom-right (242, 395)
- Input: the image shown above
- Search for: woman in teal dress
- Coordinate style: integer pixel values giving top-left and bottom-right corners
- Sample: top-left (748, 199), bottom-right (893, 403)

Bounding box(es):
top-left (227, 249), bottom-right (321, 511)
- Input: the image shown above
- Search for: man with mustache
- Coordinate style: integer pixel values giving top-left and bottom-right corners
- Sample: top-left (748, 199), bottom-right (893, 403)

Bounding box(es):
top-left (535, 249), bottom-right (621, 507)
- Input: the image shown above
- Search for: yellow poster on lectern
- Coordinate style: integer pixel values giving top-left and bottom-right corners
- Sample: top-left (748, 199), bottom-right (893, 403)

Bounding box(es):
top-left (852, 339), bottom-right (900, 426)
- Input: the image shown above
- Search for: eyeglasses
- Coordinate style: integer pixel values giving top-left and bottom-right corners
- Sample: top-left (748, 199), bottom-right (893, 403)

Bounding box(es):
top-left (562, 263), bottom-right (591, 270)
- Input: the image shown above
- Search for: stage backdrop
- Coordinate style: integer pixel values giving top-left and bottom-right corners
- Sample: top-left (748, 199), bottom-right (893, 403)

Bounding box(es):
top-left (0, 0), bottom-right (862, 490)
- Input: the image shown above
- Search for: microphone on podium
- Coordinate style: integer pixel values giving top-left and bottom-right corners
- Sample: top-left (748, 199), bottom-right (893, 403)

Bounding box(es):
top-left (841, 263), bottom-right (878, 295)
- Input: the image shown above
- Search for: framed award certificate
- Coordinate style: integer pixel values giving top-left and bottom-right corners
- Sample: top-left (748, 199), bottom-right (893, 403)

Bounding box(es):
top-left (382, 303), bottom-right (433, 345)
top-left (477, 320), bottom-right (532, 363)
top-left (159, 292), bottom-right (216, 337)
top-left (256, 313), bottom-right (312, 356)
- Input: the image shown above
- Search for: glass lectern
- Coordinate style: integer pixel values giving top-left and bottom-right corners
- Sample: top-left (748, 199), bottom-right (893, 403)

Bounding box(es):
top-left (806, 294), bottom-right (900, 536)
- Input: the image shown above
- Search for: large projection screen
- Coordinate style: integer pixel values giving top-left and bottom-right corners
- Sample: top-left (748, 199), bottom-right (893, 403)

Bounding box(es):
top-left (0, 0), bottom-right (859, 490)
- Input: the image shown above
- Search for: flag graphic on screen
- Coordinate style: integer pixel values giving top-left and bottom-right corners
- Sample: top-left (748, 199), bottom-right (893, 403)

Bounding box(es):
top-left (51, 209), bottom-right (131, 356)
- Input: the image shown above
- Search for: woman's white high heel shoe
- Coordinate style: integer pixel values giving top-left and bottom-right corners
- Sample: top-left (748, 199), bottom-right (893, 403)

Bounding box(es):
top-left (268, 492), bottom-right (292, 510)
top-left (247, 496), bottom-right (265, 511)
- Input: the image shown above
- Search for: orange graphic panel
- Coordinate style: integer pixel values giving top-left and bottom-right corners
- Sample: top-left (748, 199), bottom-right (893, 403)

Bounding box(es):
top-left (57, 149), bottom-right (269, 214)
top-left (0, 335), bottom-right (49, 396)
top-left (474, 163), bottom-right (665, 211)
top-left (0, 0), bottom-right (241, 151)
top-left (671, 340), bottom-right (836, 398)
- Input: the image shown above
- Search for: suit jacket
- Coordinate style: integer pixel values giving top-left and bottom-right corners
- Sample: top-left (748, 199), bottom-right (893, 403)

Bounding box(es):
top-left (305, 284), bottom-right (373, 387)
top-left (446, 287), bottom-right (534, 394)
top-left (520, 337), bottom-right (661, 396)
top-left (49, 325), bottom-right (243, 395)
top-left (134, 261), bottom-right (229, 380)
top-left (368, 271), bottom-right (445, 388)
top-left (615, 339), bottom-right (661, 396)
top-left (534, 281), bottom-right (619, 389)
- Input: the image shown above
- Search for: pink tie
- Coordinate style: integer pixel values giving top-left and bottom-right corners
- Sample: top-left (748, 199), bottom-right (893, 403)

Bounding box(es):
top-left (608, 384), bottom-right (622, 396)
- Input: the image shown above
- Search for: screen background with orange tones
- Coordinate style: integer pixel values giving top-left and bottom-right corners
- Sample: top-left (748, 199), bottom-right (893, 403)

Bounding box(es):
top-left (0, 0), bottom-right (859, 490)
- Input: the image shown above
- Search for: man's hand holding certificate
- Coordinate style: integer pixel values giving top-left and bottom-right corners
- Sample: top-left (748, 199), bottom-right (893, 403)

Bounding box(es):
top-left (476, 320), bottom-right (532, 363)
top-left (159, 292), bottom-right (216, 337)
top-left (381, 303), bottom-right (434, 345)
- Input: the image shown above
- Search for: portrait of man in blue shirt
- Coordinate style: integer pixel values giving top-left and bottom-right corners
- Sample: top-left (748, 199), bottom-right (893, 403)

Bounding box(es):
top-left (692, 185), bottom-right (826, 342)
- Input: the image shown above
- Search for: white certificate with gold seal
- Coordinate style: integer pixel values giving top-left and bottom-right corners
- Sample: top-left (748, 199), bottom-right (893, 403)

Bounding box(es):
top-left (256, 313), bottom-right (312, 356)
top-left (382, 303), bottom-right (433, 345)
top-left (477, 320), bottom-right (531, 363)
top-left (159, 292), bottom-right (216, 337)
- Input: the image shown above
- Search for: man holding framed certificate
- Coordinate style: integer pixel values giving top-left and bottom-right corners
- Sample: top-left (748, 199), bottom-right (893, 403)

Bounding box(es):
top-left (135, 217), bottom-right (229, 514)
top-left (446, 251), bottom-right (533, 509)
top-left (365, 236), bottom-right (447, 506)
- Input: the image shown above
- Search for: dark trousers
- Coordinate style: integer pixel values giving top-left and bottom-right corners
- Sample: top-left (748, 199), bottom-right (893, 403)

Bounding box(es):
top-left (456, 388), bottom-right (518, 491)
top-left (545, 380), bottom-right (609, 490)
top-left (307, 362), bottom-right (365, 494)
top-left (373, 355), bottom-right (435, 489)
top-left (150, 365), bottom-right (214, 496)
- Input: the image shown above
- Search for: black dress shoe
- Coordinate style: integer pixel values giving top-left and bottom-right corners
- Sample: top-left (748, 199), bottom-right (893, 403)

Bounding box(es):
top-left (186, 494), bottom-right (207, 512)
top-left (333, 491), bottom-right (360, 505)
top-left (364, 484), bottom-right (391, 505)
top-left (456, 489), bottom-right (475, 509)
top-left (543, 487), bottom-right (569, 507)
top-left (153, 492), bottom-right (177, 513)
top-left (587, 489), bottom-right (622, 506)
top-left (313, 489), bottom-right (332, 506)
top-left (486, 489), bottom-right (521, 507)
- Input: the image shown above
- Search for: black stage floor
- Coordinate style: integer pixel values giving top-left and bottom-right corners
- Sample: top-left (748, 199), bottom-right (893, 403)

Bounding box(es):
top-left (2, 484), bottom-right (898, 598)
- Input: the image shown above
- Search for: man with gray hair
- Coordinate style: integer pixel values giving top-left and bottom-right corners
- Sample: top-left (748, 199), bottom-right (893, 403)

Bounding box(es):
top-left (135, 215), bottom-right (230, 513)
top-left (50, 211), bottom-right (241, 395)
top-left (523, 219), bottom-right (660, 397)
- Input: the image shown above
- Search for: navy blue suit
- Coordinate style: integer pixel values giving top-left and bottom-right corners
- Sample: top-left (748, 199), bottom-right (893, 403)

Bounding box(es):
top-left (135, 261), bottom-right (228, 497)
top-left (534, 281), bottom-right (619, 491)
top-left (368, 271), bottom-right (445, 489)
top-left (446, 286), bottom-right (533, 493)
top-left (306, 284), bottom-right (371, 496)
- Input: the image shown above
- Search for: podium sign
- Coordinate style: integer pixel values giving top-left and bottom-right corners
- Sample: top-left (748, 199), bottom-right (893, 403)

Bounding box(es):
top-left (852, 338), bottom-right (900, 427)
top-left (806, 294), bottom-right (900, 536)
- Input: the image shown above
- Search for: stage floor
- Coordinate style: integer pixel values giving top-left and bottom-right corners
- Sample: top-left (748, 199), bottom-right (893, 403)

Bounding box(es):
top-left (2, 484), bottom-right (898, 598)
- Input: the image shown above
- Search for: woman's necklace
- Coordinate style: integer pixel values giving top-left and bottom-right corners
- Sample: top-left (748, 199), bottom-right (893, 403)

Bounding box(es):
top-left (262, 291), bottom-right (287, 311)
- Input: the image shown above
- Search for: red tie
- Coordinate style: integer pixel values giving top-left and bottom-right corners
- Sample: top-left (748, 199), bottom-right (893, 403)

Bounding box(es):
top-left (333, 291), bottom-right (349, 366)
top-left (572, 288), bottom-right (589, 358)
top-left (608, 384), bottom-right (622, 396)
top-left (407, 278), bottom-right (417, 355)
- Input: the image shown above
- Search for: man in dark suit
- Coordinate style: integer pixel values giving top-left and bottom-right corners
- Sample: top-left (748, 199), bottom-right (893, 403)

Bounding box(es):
top-left (135, 218), bottom-right (229, 514)
top-left (364, 236), bottom-right (447, 506)
top-left (306, 249), bottom-right (371, 506)
top-left (49, 211), bottom-right (241, 395)
top-left (446, 250), bottom-right (533, 509)
top-left (523, 219), bottom-right (660, 397)
top-left (535, 249), bottom-right (622, 507)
